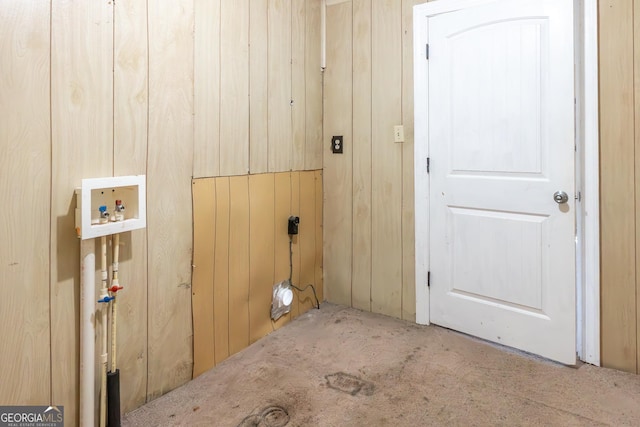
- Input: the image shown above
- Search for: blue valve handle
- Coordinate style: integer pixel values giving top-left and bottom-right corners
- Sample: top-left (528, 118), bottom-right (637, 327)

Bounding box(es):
top-left (97, 296), bottom-right (115, 303)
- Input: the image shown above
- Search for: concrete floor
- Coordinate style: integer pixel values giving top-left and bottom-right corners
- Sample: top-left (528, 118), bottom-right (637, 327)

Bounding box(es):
top-left (123, 303), bottom-right (640, 426)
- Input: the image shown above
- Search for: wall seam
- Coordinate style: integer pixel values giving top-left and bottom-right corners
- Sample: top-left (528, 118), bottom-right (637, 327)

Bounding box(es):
top-left (267, 3), bottom-right (271, 172)
top-left (245, 175), bottom-right (251, 345)
top-left (248, 0), bottom-right (252, 174)
top-left (226, 177), bottom-right (231, 362)
top-left (218, 1), bottom-right (222, 175)
top-left (303, 0), bottom-right (308, 170)
top-left (144, 0), bottom-right (151, 403)
top-left (191, 1), bottom-right (196, 176)
top-left (320, 5), bottom-right (325, 305)
top-left (248, 176), bottom-right (252, 343)
top-left (368, 0), bottom-right (373, 312)
top-left (350, 0), bottom-right (355, 308)
top-left (291, 0), bottom-right (294, 171)
top-left (112, 0), bottom-right (116, 177)
top-left (189, 178), bottom-right (195, 378)
top-left (634, 0), bottom-right (639, 374)
top-left (212, 178), bottom-right (218, 366)
top-left (399, 0), bottom-right (405, 320)
top-left (48, 0), bottom-right (54, 405)
top-left (632, 0), bottom-right (638, 374)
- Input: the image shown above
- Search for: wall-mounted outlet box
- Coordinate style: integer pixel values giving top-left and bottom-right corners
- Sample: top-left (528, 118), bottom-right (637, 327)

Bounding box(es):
top-left (75, 175), bottom-right (146, 240)
top-left (288, 216), bottom-right (300, 235)
top-left (331, 136), bottom-right (344, 153)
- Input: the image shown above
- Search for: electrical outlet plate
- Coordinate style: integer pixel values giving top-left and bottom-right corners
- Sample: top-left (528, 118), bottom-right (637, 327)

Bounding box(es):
top-left (331, 136), bottom-right (344, 153)
top-left (75, 175), bottom-right (146, 240)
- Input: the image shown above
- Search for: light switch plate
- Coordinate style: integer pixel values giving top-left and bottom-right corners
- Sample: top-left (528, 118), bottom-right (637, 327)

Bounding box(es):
top-left (394, 125), bottom-right (405, 143)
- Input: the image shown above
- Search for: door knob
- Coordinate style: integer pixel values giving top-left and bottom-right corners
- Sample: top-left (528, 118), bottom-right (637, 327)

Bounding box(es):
top-left (553, 191), bottom-right (569, 204)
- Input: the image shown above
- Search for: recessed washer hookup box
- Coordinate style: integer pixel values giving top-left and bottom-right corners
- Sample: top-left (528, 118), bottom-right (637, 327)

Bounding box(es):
top-left (75, 175), bottom-right (146, 240)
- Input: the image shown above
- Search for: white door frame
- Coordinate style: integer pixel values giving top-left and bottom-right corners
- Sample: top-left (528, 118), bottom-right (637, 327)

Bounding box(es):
top-left (413, 0), bottom-right (600, 365)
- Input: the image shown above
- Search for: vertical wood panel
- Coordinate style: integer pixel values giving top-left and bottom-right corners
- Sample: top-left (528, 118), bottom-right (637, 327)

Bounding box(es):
top-left (292, 0), bottom-right (307, 171)
top-left (191, 179), bottom-right (215, 377)
top-left (634, 0), bottom-right (640, 375)
top-left (290, 172), bottom-right (302, 317)
top-left (249, 0), bottom-right (269, 174)
top-left (193, 0), bottom-right (221, 178)
top-left (315, 170), bottom-right (324, 302)
top-left (220, 0), bottom-right (250, 176)
top-left (371, 0), bottom-right (402, 318)
top-left (299, 172), bottom-right (318, 311)
top-left (51, 0), bottom-right (114, 420)
top-left (214, 178), bottom-right (230, 364)
top-left (599, 0), bottom-right (637, 373)
top-left (249, 174), bottom-right (276, 342)
top-left (323, 3), bottom-right (353, 306)
top-left (114, 0), bottom-right (149, 173)
top-left (228, 176), bottom-right (251, 355)
top-left (351, 0), bottom-right (372, 312)
top-left (146, 0), bottom-right (194, 399)
top-left (305, 0), bottom-right (324, 170)
top-left (113, 0), bottom-right (149, 410)
top-left (268, 0), bottom-right (292, 172)
top-left (401, 0), bottom-right (417, 322)
top-left (273, 172), bottom-right (293, 328)
top-left (0, 1), bottom-right (51, 405)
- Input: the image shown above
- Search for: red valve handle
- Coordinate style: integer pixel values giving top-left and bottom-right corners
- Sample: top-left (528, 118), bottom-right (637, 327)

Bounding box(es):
top-left (109, 285), bottom-right (123, 293)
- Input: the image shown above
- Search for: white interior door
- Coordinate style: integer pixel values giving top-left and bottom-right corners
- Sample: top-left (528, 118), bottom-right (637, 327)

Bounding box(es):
top-left (427, 0), bottom-right (576, 364)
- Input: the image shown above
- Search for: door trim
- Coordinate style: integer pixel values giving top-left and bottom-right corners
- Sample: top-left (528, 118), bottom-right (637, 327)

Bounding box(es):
top-left (579, 0), bottom-right (600, 366)
top-left (413, 0), bottom-right (600, 365)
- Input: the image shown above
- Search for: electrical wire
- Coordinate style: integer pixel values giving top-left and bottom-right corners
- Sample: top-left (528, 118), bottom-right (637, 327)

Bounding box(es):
top-left (289, 236), bottom-right (320, 310)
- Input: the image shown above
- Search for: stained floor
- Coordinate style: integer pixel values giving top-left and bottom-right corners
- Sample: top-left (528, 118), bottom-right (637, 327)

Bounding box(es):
top-left (123, 303), bottom-right (640, 426)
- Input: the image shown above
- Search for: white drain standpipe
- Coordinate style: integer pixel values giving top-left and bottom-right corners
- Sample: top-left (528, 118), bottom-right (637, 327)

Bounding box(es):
top-left (79, 235), bottom-right (110, 427)
top-left (80, 239), bottom-right (96, 427)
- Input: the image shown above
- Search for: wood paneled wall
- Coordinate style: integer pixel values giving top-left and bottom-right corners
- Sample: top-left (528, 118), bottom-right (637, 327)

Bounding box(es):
top-left (0, 1), bottom-right (51, 405)
top-left (599, 0), bottom-right (640, 374)
top-left (191, 172), bottom-right (323, 377)
top-left (193, 0), bottom-right (323, 177)
top-left (0, 1), bottom-right (323, 425)
top-left (323, 0), bottom-right (419, 321)
top-left (323, 0), bottom-right (640, 376)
